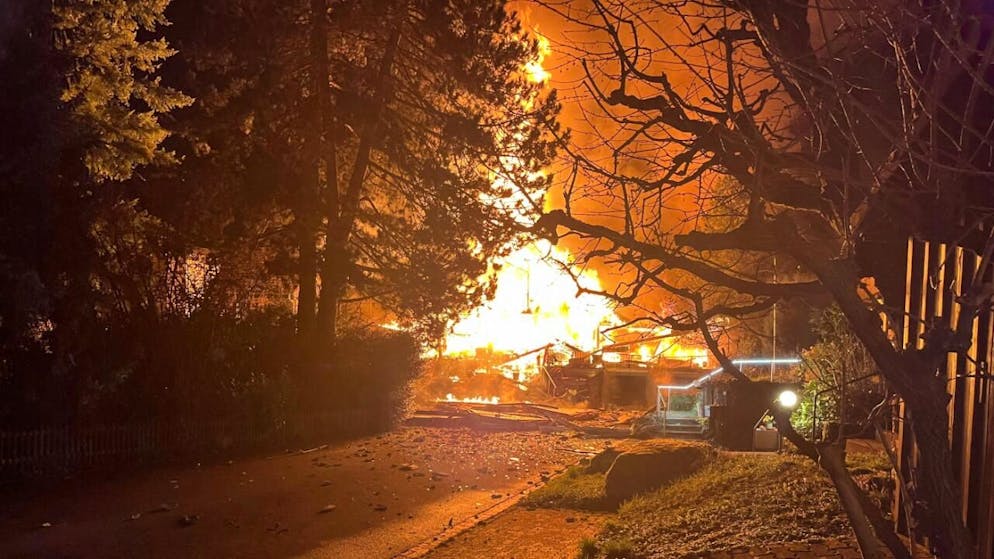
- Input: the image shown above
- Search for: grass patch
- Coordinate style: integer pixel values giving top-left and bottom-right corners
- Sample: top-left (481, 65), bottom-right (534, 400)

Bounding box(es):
top-left (846, 451), bottom-right (891, 475)
top-left (601, 537), bottom-right (636, 558)
top-left (847, 450), bottom-right (894, 519)
top-left (524, 465), bottom-right (610, 511)
top-left (601, 454), bottom-right (849, 558)
top-left (577, 538), bottom-right (598, 559)
top-left (575, 536), bottom-right (636, 559)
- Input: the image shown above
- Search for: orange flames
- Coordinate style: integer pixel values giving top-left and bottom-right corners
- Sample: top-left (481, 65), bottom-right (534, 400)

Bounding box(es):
top-left (523, 32), bottom-right (551, 84)
top-left (442, 30), bottom-right (618, 357)
top-left (444, 27), bottom-right (710, 369)
top-left (440, 394), bottom-right (501, 405)
top-left (444, 240), bottom-right (618, 356)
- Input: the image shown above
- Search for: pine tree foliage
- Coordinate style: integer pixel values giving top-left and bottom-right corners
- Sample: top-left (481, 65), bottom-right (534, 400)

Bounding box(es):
top-left (54, 0), bottom-right (192, 182)
top-left (0, 0), bottom-right (559, 427)
top-left (316, 0), bottom-right (560, 339)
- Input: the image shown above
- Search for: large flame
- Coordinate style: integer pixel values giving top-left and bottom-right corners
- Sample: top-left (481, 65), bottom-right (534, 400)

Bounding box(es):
top-left (523, 32), bottom-right (551, 84)
top-left (441, 30), bottom-right (617, 356)
top-left (445, 240), bottom-right (618, 355)
top-left (444, 27), bottom-right (709, 367)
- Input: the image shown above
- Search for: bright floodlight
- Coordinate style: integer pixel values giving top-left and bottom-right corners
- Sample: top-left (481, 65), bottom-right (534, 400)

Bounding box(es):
top-left (778, 390), bottom-right (799, 409)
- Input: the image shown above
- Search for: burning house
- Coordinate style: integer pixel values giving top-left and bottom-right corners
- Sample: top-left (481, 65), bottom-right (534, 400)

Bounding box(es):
top-left (412, 222), bottom-right (712, 408)
top-left (543, 336), bottom-right (711, 409)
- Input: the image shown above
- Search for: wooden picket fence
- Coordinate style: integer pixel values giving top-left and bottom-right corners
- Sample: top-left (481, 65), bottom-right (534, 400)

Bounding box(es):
top-left (892, 238), bottom-right (994, 557)
top-left (0, 406), bottom-right (391, 480)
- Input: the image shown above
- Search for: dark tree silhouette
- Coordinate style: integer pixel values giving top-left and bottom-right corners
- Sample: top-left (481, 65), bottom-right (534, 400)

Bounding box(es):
top-left (534, 1), bottom-right (994, 557)
top-left (301, 0), bottom-right (560, 345)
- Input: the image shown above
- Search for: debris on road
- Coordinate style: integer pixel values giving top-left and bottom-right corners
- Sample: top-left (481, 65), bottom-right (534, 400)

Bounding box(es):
top-left (147, 503), bottom-right (175, 514)
top-left (406, 402), bottom-right (640, 438)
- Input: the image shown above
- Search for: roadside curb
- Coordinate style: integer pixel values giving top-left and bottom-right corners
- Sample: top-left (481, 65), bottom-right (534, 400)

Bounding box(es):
top-left (392, 475), bottom-right (550, 558)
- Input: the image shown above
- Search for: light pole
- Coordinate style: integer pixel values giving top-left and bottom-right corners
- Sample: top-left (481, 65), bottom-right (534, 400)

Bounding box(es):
top-left (770, 254), bottom-right (778, 381)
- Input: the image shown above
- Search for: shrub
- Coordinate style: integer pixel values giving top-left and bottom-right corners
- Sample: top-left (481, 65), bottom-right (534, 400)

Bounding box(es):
top-left (321, 329), bottom-right (423, 425)
top-left (577, 538), bottom-right (598, 559)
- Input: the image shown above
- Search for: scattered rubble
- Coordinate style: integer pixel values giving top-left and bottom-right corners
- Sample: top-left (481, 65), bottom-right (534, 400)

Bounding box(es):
top-left (406, 401), bottom-right (644, 438)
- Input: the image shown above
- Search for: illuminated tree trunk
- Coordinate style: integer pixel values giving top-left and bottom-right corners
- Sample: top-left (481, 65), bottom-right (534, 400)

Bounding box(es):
top-left (294, 0), bottom-right (328, 341)
top-left (316, 15), bottom-right (403, 341)
top-left (306, 0), bottom-right (333, 343)
top-left (904, 386), bottom-right (977, 558)
top-left (296, 215), bottom-right (318, 338)
top-left (795, 241), bottom-right (977, 558)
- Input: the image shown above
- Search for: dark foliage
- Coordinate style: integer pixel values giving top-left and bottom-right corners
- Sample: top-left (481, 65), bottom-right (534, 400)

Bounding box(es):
top-left (0, 0), bottom-right (551, 432)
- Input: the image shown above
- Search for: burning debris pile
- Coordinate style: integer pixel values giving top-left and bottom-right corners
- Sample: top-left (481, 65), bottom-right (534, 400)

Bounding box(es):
top-left (413, 240), bottom-right (713, 410)
top-left (443, 241), bottom-right (615, 358)
top-left (402, 28), bottom-right (712, 411)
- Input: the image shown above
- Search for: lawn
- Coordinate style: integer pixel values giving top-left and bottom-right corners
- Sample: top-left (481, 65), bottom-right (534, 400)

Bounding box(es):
top-left (523, 465), bottom-right (611, 511)
top-left (593, 453), bottom-right (851, 558)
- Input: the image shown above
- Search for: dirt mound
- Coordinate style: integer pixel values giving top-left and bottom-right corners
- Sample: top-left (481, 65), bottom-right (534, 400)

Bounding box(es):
top-left (603, 440), bottom-right (713, 503)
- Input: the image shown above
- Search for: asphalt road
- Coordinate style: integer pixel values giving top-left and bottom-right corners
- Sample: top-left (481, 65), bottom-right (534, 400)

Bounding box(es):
top-left (0, 427), bottom-right (604, 559)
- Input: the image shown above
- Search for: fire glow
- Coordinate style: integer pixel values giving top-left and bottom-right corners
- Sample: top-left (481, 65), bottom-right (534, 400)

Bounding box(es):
top-left (523, 32), bottom-right (551, 84)
top-left (438, 27), bottom-right (710, 371)
top-left (440, 394), bottom-right (501, 405)
top-left (444, 240), bottom-right (618, 356)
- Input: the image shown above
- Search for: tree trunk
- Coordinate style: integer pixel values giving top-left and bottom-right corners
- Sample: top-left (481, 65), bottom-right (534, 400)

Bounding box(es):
top-left (299, 0), bottom-right (329, 342)
top-left (310, 0), bottom-right (338, 343)
top-left (774, 408), bottom-right (889, 559)
top-left (796, 250), bottom-right (976, 557)
top-left (817, 444), bottom-right (886, 559)
top-left (904, 392), bottom-right (978, 558)
top-left (296, 215), bottom-right (318, 338)
top-left (316, 16), bottom-right (403, 339)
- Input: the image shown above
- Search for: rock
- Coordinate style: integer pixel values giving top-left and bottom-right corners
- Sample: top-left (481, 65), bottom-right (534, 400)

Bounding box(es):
top-left (604, 440), bottom-right (713, 504)
top-left (177, 514), bottom-right (199, 528)
top-left (373, 504), bottom-right (388, 512)
top-left (319, 505), bottom-right (337, 514)
top-left (398, 464), bottom-right (418, 471)
top-left (585, 446), bottom-right (625, 474)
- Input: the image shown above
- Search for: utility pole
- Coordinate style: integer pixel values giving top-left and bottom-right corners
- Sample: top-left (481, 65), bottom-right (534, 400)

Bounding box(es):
top-left (771, 254), bottom-right (777, 382)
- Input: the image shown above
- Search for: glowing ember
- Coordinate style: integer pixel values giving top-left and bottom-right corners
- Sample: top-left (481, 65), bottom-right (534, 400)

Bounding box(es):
top-left (444, 240), bottom-right (618, 356)
top-left (441, 394), bottom-right (501, 405)
top-left (663, 345), bottom-right (710, 367)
